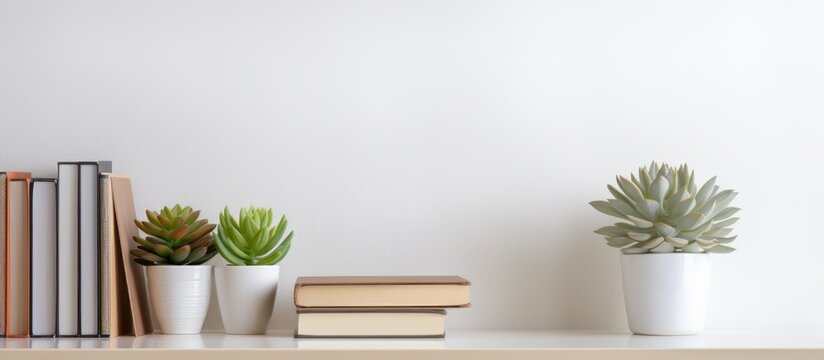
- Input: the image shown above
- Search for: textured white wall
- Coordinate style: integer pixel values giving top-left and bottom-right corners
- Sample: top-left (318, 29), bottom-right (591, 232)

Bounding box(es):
top-left (1, 0), bottom-right (823, 331)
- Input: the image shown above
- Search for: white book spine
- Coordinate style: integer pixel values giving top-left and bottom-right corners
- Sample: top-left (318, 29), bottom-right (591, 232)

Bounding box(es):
top-left (79, 164), bottom-right (100, 336)
top-left (57, 164), bottom-right (79, 336)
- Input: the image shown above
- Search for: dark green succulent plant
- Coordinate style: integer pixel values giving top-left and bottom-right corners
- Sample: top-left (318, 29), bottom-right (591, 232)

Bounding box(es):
top-left (131, 204), bottom-right (217, 265)
top-left (215, 206), bottom-right (293, 265)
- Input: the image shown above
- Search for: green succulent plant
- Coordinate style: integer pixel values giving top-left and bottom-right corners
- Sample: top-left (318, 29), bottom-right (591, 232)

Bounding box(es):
top-left (214, 206), bottom-right (293, 265)
top-left (590, 162), bottom-right (739, 254)
top-left (131, 204), bottom-right (218, 265)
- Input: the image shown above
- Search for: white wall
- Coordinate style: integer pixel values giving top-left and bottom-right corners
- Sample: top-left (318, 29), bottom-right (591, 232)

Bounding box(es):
top-left (1, 0), bottom-right (823, 331)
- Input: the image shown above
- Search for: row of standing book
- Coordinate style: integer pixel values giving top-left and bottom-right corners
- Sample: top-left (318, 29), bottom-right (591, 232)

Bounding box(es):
top-left (1, 162), bottom-right (152, 338)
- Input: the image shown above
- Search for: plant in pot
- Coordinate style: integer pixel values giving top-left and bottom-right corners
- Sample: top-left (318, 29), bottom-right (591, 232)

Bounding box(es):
top-left (131, 204), bottom-right (217, 334)
top-left (590, 162), bottom-right (739, 335)
top-left (213, 206), bottom-right (294, 334)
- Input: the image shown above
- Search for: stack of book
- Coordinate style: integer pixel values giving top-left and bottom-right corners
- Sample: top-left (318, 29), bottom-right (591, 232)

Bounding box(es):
top-left (294, 275), bottom-right (471, 338)
top-left (1, 162), bottom-right (151, 338)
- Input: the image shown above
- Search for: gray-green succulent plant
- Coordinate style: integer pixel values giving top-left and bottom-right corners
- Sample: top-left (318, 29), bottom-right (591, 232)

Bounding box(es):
top-left (590, 162), bottom-right (739, 254)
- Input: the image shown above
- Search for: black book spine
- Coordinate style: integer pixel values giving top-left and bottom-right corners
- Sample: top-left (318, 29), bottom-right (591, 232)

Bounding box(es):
top-left (29, 179), bottom-right (58, 338)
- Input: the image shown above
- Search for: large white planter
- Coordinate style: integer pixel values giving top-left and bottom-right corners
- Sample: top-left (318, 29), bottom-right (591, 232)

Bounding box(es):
top-left (620, 253), bottom-right (710, 335)
top-left (214, 265), bottom-right (279, 334)
top-left (146, 265), bottom-right (212, 335)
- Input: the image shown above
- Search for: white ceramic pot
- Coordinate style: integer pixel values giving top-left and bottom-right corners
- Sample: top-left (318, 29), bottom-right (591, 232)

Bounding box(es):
top-left (214, 265), bottom-right (279, 334)
top-left (620, 253), bottom-right (710, 335)
top-left (146, 265), bottom-right (212, 335)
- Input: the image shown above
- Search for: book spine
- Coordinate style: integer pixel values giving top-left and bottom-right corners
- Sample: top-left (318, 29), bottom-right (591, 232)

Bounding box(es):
top-left (57, 163), bottom-right (79, 337)
top-left (98, 174), bottom-right (111, 337)
top-left (6, 173), bottom-right (32, 337)
top-left (0, 172), bottom-right (6, 337)
top-left (29, 179), bottom-right (58, 337)
top-left (78, 162), bottom-right (105, 337)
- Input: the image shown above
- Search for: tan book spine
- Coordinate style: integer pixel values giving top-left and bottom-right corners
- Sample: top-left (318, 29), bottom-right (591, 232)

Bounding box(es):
top-left (0, 172), bottom-right (6, 336)
top-left (99, 175), bottom-right (114, 336)
top-left (5, 172), bottom-right (31, 338)
top-left (294, 276), bottom-right (471, 308)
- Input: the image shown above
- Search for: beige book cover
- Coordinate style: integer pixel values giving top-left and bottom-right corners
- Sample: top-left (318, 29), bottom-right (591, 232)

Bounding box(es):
top-left (296, 308), bottom-right (447, 338)
top-left (294, 276), bottom-right (470, 308)
top-left (100, 174), bottom-right (132, 337)
top-left (110, 175), bottom-right (153, 336)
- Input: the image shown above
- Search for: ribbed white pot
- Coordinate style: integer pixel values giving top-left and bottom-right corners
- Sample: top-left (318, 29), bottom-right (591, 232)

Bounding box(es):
top-left (214, 265), bottom-right (279, 335)
top-left (620, 253), bottom-right (710, 336)
top-left (146, 265), bottom-right (212, 335)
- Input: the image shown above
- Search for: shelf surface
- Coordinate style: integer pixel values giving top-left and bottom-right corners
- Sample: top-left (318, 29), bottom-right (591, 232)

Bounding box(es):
top-left (1, 329), bottom-right (823, 359)
top-left (1, 328), bottom-right (823, 349)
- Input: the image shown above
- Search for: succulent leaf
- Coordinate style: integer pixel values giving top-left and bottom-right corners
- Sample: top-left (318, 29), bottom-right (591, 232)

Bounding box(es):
top-left (595, 226), bottom-right (626, 237)
top-left (607, 237), bottom-right (635, 247)
top-left (635, 199), bottom-right (661, 219)
top-left (665, 237), bottom-right (689, 247)
top-left (617, 176), bottom-right (645, 203)
top-left (170, 224), bottom-right (189, 242)
top-left (669, 197), bottom-right (696, 219)
top-left (622, 245), bottom-right (649, 254)
top-left (615, 222), bottom-right (654, 233)
top-left (608, 199), bottom-right (642, 219)
top-left (715, 236), bottom-right (738, 244)
top-left (649, 176), bottom-right (669, 204)
top-left (654, 222), bottom-right (677, 237)
top-left (153, 244), bottom-right (173, 258)
top-left (608, 185), bottom-right (636, 208)
top-left (695, 176), bottom-right (717, 205)
top-left (705, 244), bottom-right (735, 254)
top-left (135, 220), bottom-right (164, 237)
top-left (625, 215), bottom-right (654, 228)
top-left (171, 245), bottom-right (191, 263)
top-left (627, 232), bottom-right (652, 241)
top-left (713, 217), bottom-right (739, 229)
top-left (682, 241), bottom-right (705, 253)
top-left (589, 201), bottom-right (626, 219)
top-left (650, 241), bottom-right (675, 253)
top-left (713, 207), bottom-right (740, 221)
top-left (257, 231), bottom-right (293, 265)
top-left (640, 236), bottom-right (664, 249)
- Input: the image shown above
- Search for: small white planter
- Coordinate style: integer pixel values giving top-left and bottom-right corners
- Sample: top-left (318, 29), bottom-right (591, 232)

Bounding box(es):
top-left (146, 265), bottom-right (212, 335)
top-left (214, 265), bottom-right (279, 334)
top-left (620, 253), bottom-right (710, 335)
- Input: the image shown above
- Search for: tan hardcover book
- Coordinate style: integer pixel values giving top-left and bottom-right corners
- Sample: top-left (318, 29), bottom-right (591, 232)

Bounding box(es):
top-left (296, 308), bottom-right (446, 338)
top-left (100, 174), bottom-right (132, 337)
top-left (5, 171), bottom-right (31, 337)
top-left (294, 276), bottom-right (470, 308)
top-left (110, 175), bottom-right (152, 336)
top-left (0, 172), bottom-right (6, 336)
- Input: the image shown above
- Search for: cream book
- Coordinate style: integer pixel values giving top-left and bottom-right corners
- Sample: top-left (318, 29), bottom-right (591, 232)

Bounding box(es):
top-left (296, 308), bottom-right (446, 338)
top-left (294, 276), bottom-right (470, 308)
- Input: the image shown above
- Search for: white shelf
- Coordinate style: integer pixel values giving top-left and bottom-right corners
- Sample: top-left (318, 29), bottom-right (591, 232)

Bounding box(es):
top-left (2, 329), bottom-right (823, 359)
